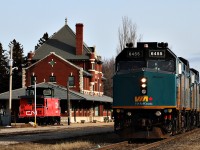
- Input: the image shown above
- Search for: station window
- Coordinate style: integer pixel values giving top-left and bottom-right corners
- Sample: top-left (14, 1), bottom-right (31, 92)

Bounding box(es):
top-left (91, 62), bottom-right (95, 70)
top-left (68, 76), bottom-right (75, 86)
top-left (94, 106), bottom-right (99, 116)
top-left (49, 76), bottom-right (56, 82)
top-left (31, 76), bottom-right (36, 85)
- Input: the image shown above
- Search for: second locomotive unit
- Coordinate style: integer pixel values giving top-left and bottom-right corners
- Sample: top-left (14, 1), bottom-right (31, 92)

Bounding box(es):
top-left (113, 42), bottom-right (200, 139)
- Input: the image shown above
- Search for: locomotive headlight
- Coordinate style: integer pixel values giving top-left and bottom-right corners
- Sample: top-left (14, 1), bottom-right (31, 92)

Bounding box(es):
top-left (140, 77), bottom-right (147, 95)
top-left (141, 83), bottom-right (147, 88)
top-left (168, 109), bottom-right (172, 113)
top-left (141, 89), bottom-right (147, 94)
top-left (141, 77), bottom-right (147, 83)
top-left (127, 112), bottom-right (132, 116)
top-left (116, 109), bottom-right (120, 113)
top-left (155, 111), bottom-right (162, 116)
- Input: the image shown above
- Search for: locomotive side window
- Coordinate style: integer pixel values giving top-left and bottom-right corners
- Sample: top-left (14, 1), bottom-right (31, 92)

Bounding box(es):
top-left (117, 61), bottom-right (145, 71)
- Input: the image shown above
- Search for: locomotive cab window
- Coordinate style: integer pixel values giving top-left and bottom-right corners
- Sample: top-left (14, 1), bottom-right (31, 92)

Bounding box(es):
top-left (43, 89), bottom-right (52, 96)
top-left (26, 89), bottom-right (34, 96)
top-left (117, 61), bottom-right (145, 71)
top-left (147, 60), bottom-right (175, 72)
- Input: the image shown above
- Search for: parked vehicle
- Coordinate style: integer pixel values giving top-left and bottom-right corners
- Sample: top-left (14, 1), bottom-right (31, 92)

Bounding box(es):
top-left (19, 87), bottom-right (61, 125)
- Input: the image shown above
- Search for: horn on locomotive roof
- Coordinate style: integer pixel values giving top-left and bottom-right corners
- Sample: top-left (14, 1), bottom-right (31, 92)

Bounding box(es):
top-left (126, 42), bottom-right (133, 48)
top-left (137, 42), bottom-right (168, 49)
top-left (158, 42), bottom-right (168, 48)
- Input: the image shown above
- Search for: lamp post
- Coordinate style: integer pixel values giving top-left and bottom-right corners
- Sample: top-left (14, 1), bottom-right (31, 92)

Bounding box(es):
top-left (8, 44), bottom-right (14, 126)
top-left (34, 77), bottom-right (37, 127)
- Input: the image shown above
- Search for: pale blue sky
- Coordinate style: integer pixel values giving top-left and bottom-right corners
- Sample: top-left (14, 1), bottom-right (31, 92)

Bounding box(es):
top-left (1, 0), bottom-right (200, 70)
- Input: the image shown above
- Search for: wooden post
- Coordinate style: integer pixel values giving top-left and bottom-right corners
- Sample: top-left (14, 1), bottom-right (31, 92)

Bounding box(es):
top-left (67, 81), bottom-right (70, 125)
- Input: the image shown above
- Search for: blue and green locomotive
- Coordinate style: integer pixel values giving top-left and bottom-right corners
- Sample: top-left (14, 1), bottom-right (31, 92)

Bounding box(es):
top-left (113, 42), bottom-right (200, 139)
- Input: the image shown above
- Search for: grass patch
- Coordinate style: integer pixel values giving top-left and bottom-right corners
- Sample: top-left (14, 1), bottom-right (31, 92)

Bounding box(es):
top-left (2, 141), bottom-right (93, 150)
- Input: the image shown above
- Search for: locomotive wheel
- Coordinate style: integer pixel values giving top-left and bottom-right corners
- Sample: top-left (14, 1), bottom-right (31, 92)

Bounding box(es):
top-left (181, 115), bottom-right (186, 133)
top-left (128, 139), bottom-right (133, 144)
top-left (172, 118), bottom-right (178, 136)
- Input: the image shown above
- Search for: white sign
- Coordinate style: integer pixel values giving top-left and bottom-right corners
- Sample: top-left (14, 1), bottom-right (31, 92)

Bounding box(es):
top-left (26, 111), bottom-right (37, 116)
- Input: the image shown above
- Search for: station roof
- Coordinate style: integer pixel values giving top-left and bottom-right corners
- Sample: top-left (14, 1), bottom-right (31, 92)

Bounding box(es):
top-left (32, 24), bottom-right (92, 61)
top-left (0, 82), bottom-right (112, 103)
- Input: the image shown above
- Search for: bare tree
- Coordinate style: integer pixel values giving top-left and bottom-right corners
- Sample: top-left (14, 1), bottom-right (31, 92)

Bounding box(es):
top-left (116, 16), bottom-right (142, 54)
top-left (102, 57), bottom-right (115, 97)
top-left (103, 17), bottom-right (142, 97)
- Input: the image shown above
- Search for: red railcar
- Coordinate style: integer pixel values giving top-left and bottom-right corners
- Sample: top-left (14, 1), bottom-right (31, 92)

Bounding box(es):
top-left (19, 87), bottom-right (61, 125)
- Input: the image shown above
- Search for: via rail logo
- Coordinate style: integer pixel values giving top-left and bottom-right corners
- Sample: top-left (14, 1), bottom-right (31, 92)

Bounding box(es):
top-left (134, 96), bottom-right (153, 105)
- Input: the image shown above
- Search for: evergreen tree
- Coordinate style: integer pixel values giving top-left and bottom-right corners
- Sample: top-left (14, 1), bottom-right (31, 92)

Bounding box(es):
top-left (35, 32), bottom-right (49, 50)
top-left (0, 43), bottom-right (9, 93)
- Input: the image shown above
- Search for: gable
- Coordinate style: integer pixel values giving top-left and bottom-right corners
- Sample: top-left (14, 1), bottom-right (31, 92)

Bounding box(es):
top-left (27, 52), bottom-right (82, 70)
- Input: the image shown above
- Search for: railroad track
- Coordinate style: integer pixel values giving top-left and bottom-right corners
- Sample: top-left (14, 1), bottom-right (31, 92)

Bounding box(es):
top-left (93, 128), bottom-right (200, 150)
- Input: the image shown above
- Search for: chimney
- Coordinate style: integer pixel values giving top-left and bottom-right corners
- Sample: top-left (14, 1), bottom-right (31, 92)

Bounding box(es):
top-left (27, 51), bottom-right (35, 66)
top-left (76, 23), bottom-right (84, 55)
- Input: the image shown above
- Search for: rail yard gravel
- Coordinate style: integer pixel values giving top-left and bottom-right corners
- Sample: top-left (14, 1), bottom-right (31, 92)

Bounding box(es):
top-left (149, 129), bottom-right (200, 150)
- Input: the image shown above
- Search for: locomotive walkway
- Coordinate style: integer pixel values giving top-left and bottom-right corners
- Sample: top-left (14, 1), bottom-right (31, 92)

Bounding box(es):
top-left (0, 122), bottom-right (114, 145)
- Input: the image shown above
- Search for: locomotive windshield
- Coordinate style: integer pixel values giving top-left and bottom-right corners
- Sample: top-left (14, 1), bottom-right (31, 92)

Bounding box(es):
top-left (147, 60), bottom-right (175, 72)
top-left (117, 60), bottom-right (175, 73)
top-left (116, 42), bottom-right (177, 73)
top-left (117, 61), bottom-right (145, 71)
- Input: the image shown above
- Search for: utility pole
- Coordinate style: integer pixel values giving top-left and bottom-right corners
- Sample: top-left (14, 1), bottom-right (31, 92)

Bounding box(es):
top-left (8, 44), bottom-right (14, 126)
top-left (67, 81), bottom-right (70, 125)
top-left (34, 77), bottom-right (37, 127)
